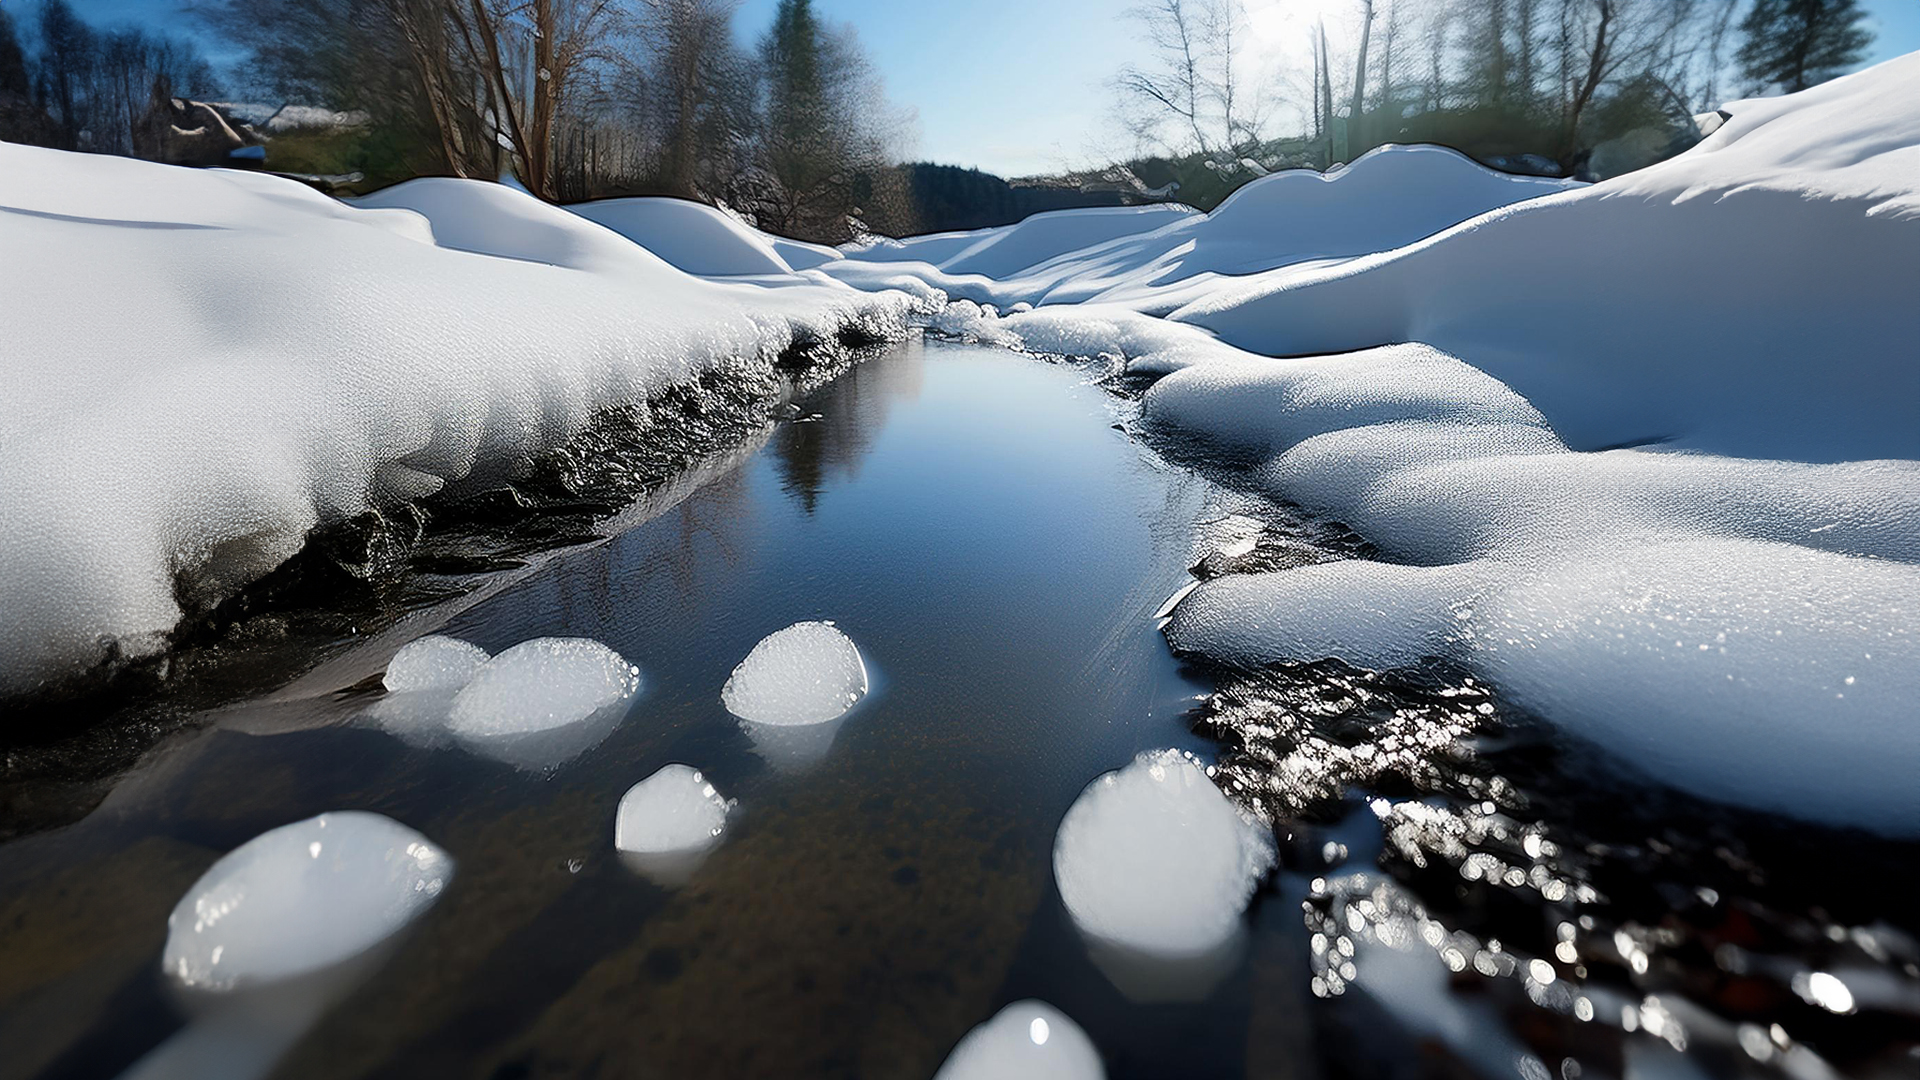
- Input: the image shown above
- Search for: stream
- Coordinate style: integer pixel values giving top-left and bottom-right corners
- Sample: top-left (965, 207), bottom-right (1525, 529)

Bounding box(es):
top-left (1, 336), bottom-right (1914, 1080)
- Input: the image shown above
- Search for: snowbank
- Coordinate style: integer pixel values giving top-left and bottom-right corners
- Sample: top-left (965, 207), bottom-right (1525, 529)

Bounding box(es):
top-left (565, 196), bottom-right (795, 277)
top-left (820, 148), bottom-right (1574, 310)
top-left (1169, 56), bottom-right (1920, 463)
top-left (824, 57), bottom-right (1920, 833)
top-left (0, 145), bottom-right (916, 702)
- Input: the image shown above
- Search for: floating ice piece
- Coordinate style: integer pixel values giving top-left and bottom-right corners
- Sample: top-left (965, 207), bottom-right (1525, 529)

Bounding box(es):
top-left (445, 638), bottom-right (640, 770)
top-left (721, 621), bottom-right (868, 726)
top-left (1053, 749), bottom-right (1274, 958)
top-left (125, 813), bottom-right (454, 1080)
top-left (382, 636), bottom-right (488, 693)
top-left (615, 764), bottom-right (733, 885)
top-left (932, 1000), bottom-right (1104, 1080)
top-left (163, 811), bottom-right (452, 994)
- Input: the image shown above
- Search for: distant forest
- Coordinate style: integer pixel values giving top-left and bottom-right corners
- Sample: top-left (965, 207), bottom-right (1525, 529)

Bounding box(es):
top-left (0, 0), bottom-right (1878, 241)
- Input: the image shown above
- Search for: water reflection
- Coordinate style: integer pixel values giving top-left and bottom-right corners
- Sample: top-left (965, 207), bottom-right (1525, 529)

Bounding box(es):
top-left (1081, 923), bottom-right (1249, 1004)
top-left (769, 336), bottom-right (925, 512)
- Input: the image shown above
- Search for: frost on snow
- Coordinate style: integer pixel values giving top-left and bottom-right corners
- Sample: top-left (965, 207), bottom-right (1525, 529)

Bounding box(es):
top-left (1053, 750), bottom-right (1274, 959)
top-left (0, 145), bottom-right (917, 703)
top-left (614, 763), bottom-right (734, 886)
top-left (933, 1000), bottom-right (1105, 1080)
top-left (721, 621), bottom-right (868, 726)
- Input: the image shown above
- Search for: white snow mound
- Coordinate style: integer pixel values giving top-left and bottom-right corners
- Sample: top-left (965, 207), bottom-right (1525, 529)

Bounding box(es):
top-left (567, 197), bottom-right (794, 277)
top-left (163, 812), bottom-right (452, 993)
top-left (1053, 749), bottom-right (1274, 956)
top-left (0, 146), bottom-right (915, 702)
top-left (615, 764), bottom-right (733, 856)
top-left (932, 999), bottom-right (1104, 1080)
top-left (721, 621), bottom-right (868, 726)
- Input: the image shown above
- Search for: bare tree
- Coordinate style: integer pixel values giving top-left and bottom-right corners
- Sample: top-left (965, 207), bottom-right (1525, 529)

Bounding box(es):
top-left (1114, 0), bottom-right (1268, 162)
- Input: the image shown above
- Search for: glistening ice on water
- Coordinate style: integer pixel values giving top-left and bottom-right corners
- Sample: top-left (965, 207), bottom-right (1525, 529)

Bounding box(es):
top-left (932, 999), bottom-right (1104, 1080)
top-left (447, 638), bottom-right (640, 739)
top-left (615, 764), bottom-right (733, 856)
top-left (721, 621), bottom-right (868, 725)
top-left (382, 635), bottom-right (488, 694)
top-left (163, 812), bottom-right (453, 993)
top-left (1053, 749), bottom-right (1275, 957)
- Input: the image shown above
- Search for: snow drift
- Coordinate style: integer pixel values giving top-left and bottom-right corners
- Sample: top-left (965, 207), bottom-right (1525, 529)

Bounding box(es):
top-left (830, 56), bottom-right (1920, 833)
top-left (818, 148), bottom-right (1575, 311)
top-left (0, 145), bottom-right (916, 701)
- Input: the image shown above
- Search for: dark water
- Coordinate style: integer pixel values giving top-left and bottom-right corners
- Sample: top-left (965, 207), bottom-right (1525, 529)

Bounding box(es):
top-left (3, 337), bottom-right (1915, 1080)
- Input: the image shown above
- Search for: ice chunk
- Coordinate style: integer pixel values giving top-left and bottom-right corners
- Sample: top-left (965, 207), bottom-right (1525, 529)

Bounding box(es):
top-left (615, 764), bottom-right (734, 886)
top-left (382, 636), bottom-right (488, 693)
top-left (163, 812), bottom-right (453, 994)
top-left (615, 764), bottom-right (732, 855)
top-left (126, 812), bottom-right (451, 1080)
top-left (1053, 749), bottom-right (1274, 958)
top-left (721, 621), bottom-right (868, 726)
top-left (932, 1000), bottom-right (1104, 1080)
top-left (445, 638), bottom-right (640, 770)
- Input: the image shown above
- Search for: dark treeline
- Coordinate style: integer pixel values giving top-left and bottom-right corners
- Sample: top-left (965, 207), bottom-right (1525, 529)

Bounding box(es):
top-left (1113, 0), bottom-right (1876, 207)
top-left (1, 0), bottom-right (1882, 237)
top-left (193, 0), bottom-right (914, 242)
top-left (0, 0), bottom-right (221, 156)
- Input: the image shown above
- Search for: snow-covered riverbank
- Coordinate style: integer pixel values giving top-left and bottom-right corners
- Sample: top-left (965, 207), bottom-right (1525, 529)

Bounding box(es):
top-left (805, 54), bottom-right (1920, 833)
top-left (4, 54), bottom-right (1916, 837)
top-left (0, 148), bottom-right (923, 701)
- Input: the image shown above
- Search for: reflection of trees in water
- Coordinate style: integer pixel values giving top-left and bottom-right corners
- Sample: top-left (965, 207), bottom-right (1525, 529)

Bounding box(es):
top-left (770, 342), bottom-right (926, 513)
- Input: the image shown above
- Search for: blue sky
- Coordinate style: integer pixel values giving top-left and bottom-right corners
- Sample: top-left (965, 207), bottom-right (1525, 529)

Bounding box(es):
top-left (45, 0), bottom-right (1920, 176)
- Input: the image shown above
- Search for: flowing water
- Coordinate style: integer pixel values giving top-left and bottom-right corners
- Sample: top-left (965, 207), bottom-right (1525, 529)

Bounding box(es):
top-left (1, 337), bottom-right (1914, 1080)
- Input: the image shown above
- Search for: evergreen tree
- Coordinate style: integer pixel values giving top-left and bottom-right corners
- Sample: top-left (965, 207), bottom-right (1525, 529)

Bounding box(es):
top-left (1737, 0), bottom-right (1873, 94)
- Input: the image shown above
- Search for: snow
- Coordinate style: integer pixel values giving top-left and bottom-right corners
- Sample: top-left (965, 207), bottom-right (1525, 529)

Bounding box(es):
top-left (1052, 749), bottom-right (1274, 958)
top-left (382, 636), bottom-right (489, 694)
top-left (614, 764), bottom-right (733, 857)
top-left (0, 145), bottom-right (918, 702)
top-left (932, 1000), bottom-right (1104, 1080)
top-left (720, 621), bottom-right (868, 726)
top-left (819, 148), bottom-right (1574, 310)
top-left (821, 57), bottom-right (1920, 834)
top-left (567, 197), bottom-right (795, 277)
top-left (163, 812), bottom-right (452, 994)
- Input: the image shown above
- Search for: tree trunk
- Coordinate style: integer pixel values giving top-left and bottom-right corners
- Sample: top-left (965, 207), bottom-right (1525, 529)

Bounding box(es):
top-left (1350, 0), bottom-right (1374, 153)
